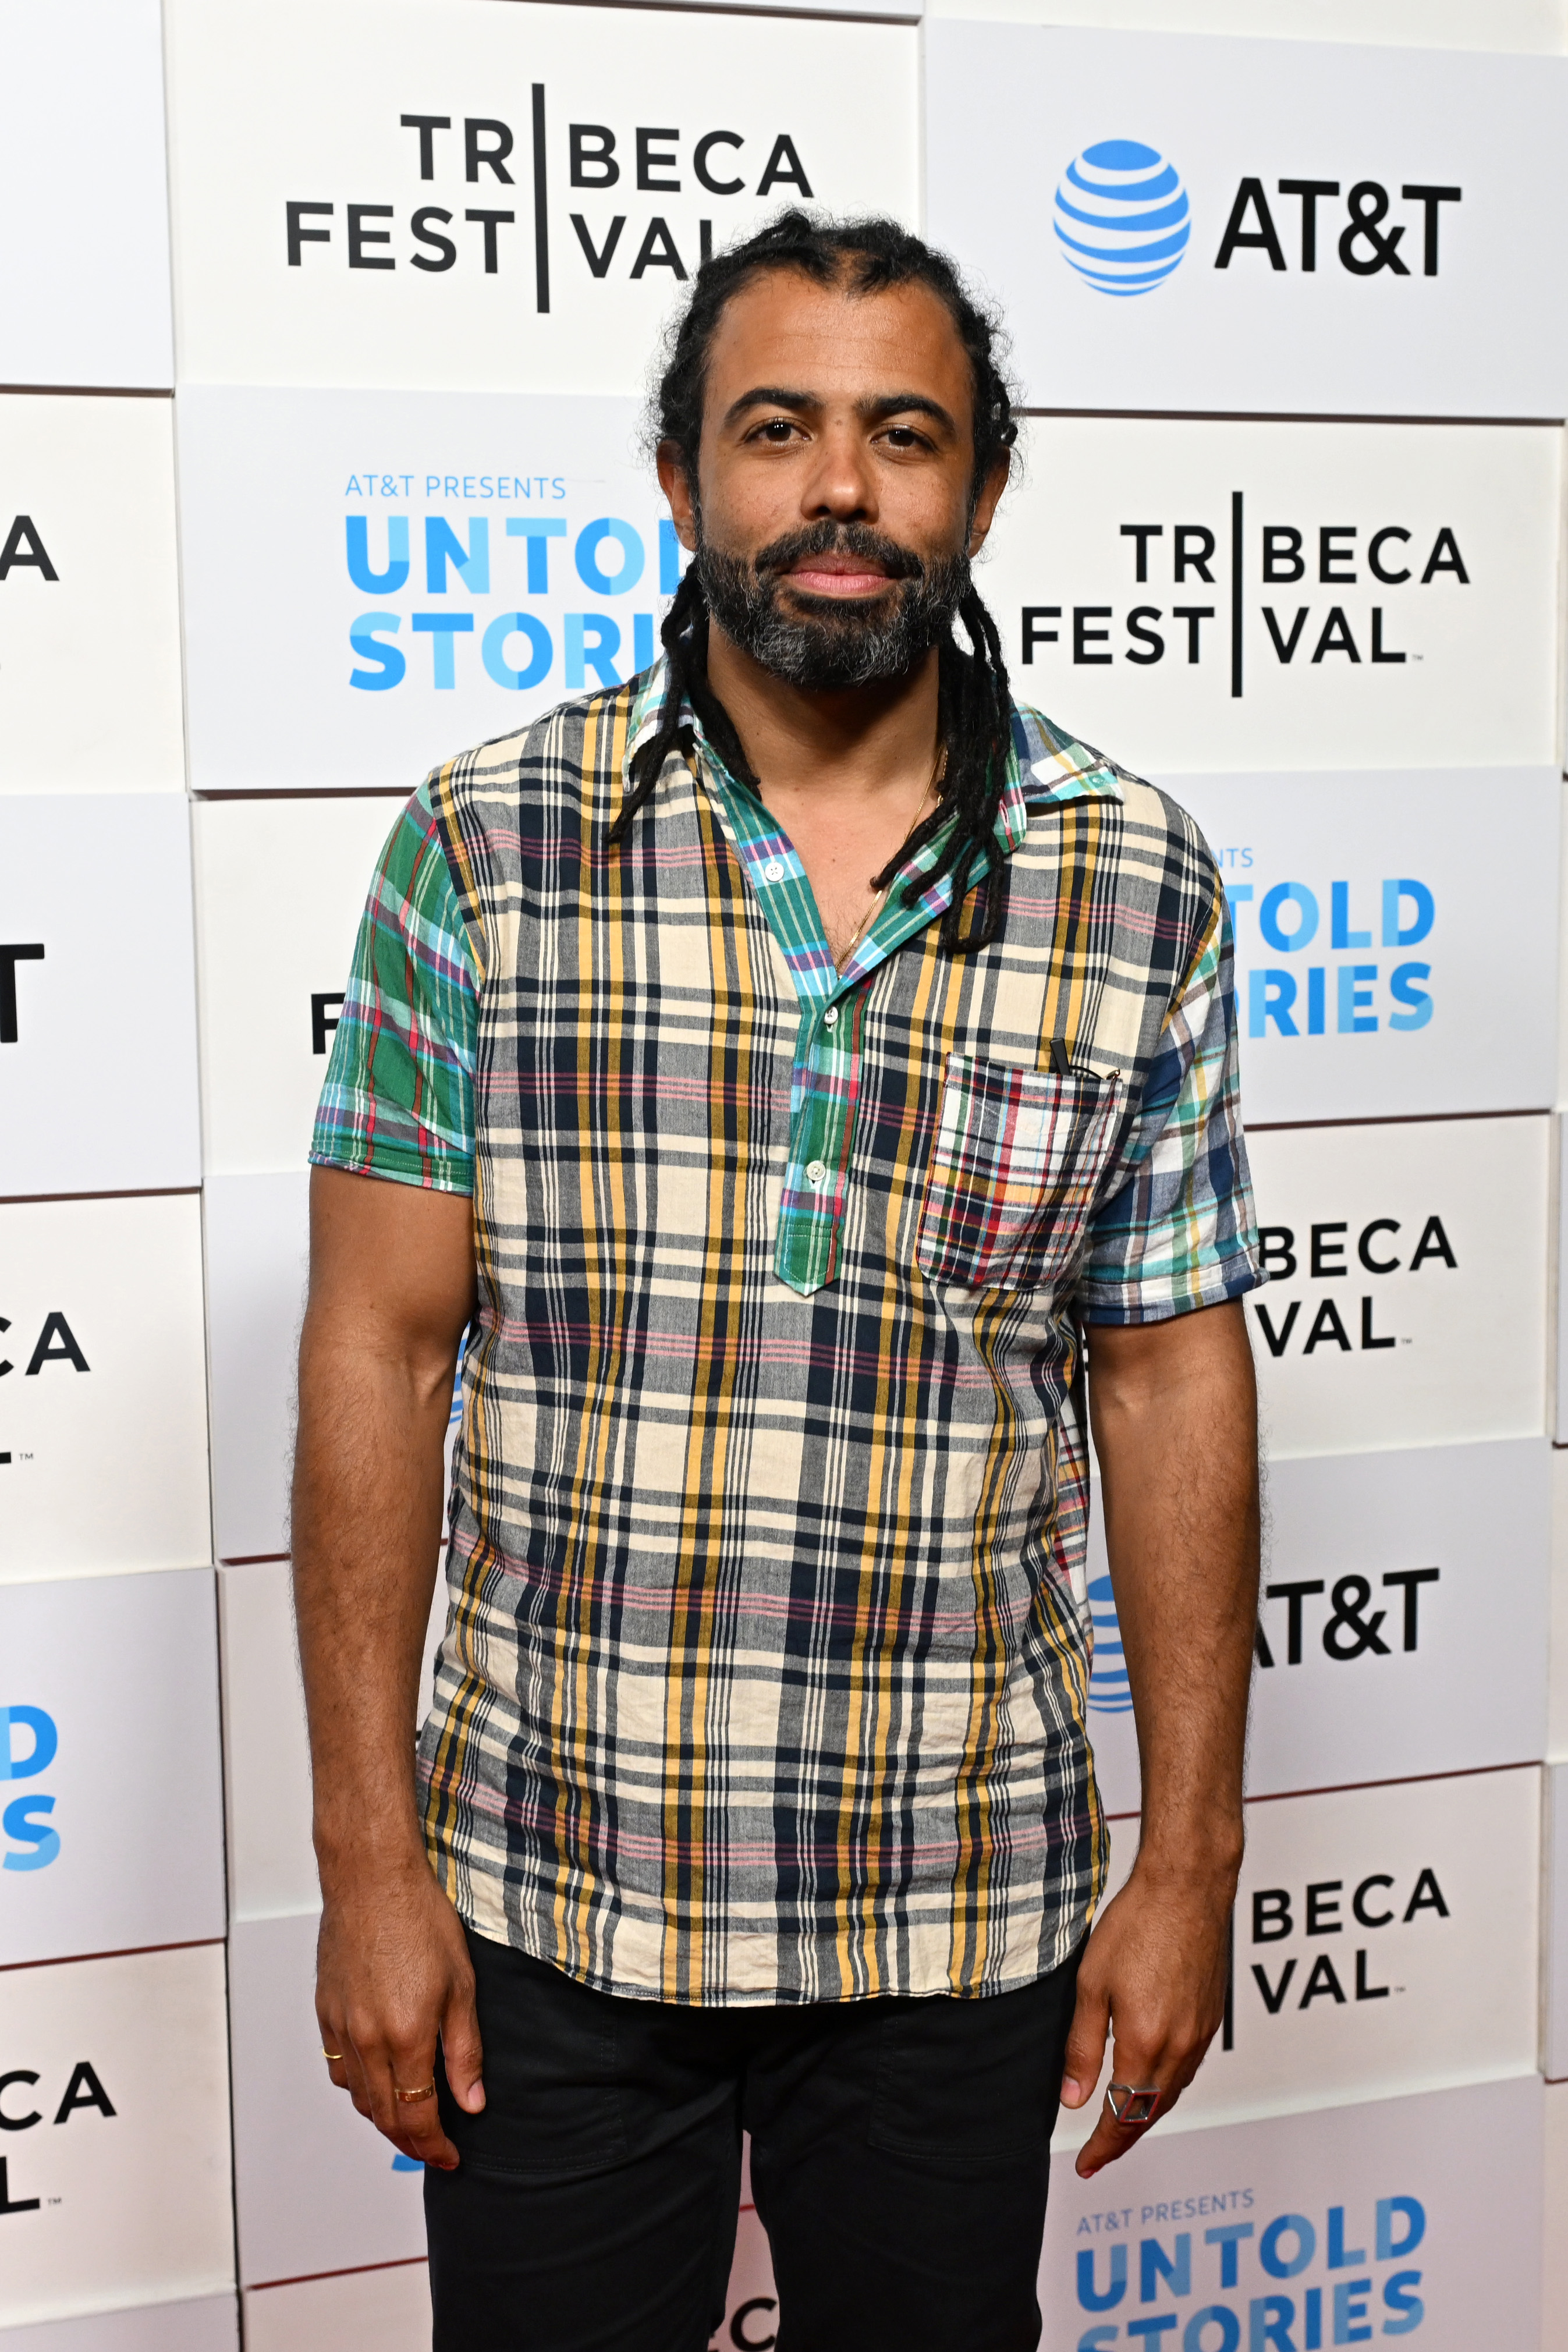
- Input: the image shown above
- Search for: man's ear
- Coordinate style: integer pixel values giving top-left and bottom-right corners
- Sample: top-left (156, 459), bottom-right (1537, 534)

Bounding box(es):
top-left (657, 441), bottom-right (700, 554)
top-left (966, 453), bottom-right (1012, 558)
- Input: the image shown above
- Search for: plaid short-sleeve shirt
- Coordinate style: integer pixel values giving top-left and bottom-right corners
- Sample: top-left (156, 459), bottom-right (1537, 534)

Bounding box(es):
top-left (312, 665), bottom-right (1263, 2006)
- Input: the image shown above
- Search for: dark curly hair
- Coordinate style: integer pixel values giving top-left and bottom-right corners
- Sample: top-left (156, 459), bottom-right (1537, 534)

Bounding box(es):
top-left (609, 210), bottom-right (1020, 955)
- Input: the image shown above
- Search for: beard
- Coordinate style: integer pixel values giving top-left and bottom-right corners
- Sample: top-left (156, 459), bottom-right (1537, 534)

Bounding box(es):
top-left (694, 517), bottom-right (970, 691)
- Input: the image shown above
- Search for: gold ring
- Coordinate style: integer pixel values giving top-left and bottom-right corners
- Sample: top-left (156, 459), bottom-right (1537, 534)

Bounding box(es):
top-left (393, 2080), bottom-right (437, 2103)
top-left (321, 2049), bottom-right (344, 2063)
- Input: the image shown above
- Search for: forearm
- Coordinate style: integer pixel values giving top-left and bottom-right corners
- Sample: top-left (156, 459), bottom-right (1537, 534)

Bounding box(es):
top-left (1087, 1300), bottom-right (1260, 1878)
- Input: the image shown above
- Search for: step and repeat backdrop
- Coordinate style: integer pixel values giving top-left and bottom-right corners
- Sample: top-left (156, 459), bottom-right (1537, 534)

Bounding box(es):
top-left (2, 0), bottom-right (1566, 2346)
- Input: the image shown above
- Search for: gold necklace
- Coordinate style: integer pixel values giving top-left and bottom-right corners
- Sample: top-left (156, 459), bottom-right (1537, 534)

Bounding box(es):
top-left (836, 745), bottom-right (948, 969)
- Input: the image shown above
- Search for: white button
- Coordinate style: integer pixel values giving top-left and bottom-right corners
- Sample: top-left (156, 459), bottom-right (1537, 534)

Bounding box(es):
top-left (822, 1005), bottom-right (839, 1030)
top-left (762, 858), bottom-right (785, 883)
top-left (806, 1160), bottom-right (829, 1189)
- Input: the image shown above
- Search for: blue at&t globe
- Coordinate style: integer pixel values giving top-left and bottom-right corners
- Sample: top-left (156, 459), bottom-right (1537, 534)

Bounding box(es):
top-left (1053, 140), bottom-right (1191, 296)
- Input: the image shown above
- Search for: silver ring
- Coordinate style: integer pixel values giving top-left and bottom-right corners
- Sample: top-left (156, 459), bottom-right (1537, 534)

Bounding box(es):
top-left (1107, 2081), bottom-right (1161, 2124)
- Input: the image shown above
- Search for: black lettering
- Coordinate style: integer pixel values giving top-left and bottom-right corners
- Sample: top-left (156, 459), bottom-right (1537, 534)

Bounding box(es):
top-left (1297, 1953), bottom-right (1347, 2007)
top-left (1420, 528), bottom-right (1468, 585)
top-left (1261, 527), bottom-right (1304, 584)
top-left (629, 217), bottom-right (687, 279)
top-left (730, 2300), bottom-right (778, 2352)
top-left (1370, 609), bottom-right (1405, 664)
top-left (0, 2158), bottom-right (40, 2215)
top-left (1119, 523), bottom-right (1163, 582)
top-left (1265, 1581), bottom-right (1325, 1666)
top-left (52, 2063), bottom-right (115, 2125)
top-left (1355, 1949), bottom-right (1390, 2000)
top-left (1368, 527), bottom-right (1411, 584)
top-left (1360, 1296), bottom-right (1396, 1351)
top-left (1173, 525), bottom-right (1215, 583)
top-left (1125, 608), bottom-right (1164, 665)
top-left (1215, 178), bottom-right (1286, 270)
top-left (1381, 1567), bottom-right (1439, 1651)
top-left (399, 115), bottom-right (450, 180)
top-left (346, 204), bottom-right (395, 270)
top-left (1254, 1619), bottom-right (1275, 1670)
top-left (571, 214), bottom-right (626, 278)
top-left (1401, 184), bottom-right (1461, 276)
top-left (1020, 607), bottom-right (1060, 664)
top-left (410, 207), bottom-right (456, 271)
top-left (694, 131), bottom-right (744, 196)
top-left (1311, 607), bottom-right (1360, 663)
top-left (1251, 1959), bottom-right (1298, 2014)
top-left (1403, 1868), bottom-right (1449, 1922)
top-left (0, 519), bottom-right (58, 581)
top-left (1302, 1297), bottom-right (1352, 1353)
top-left (0, 943), bottom-right (45, 1041)
top-left (1310, 1222), bottom-right (1347, 1278)
top-left (636, 127), bottom-right (680, 192)
top-left (0, 2074), bottom-right (40, 2132)
top-left (1357, 1219), bottom-right (1400, 1273)
top-left (1408, 1215), bottom-right (1456, 1271)
top-left (1306, 1881), bottom-right (1342, 1935)
top-left (1339, 182), bottom-right (1409, 276)
top-left (311, 992), bottom-right (345, 1056)
top-left (285, 200), bottom-right (332, 266)
top-left (1073, 606), bottom-right (1112, 665)
top-left (1322, 1574), bottom-right (1390, 1659)
top-left (1276, 178), bottom-right (1339, 271)
top-left (1170, 605), bottom-right (1214, 662)
top-left (569, 125), bottom-right (619, 188)
top-left (756, 134), bottom-right (811, 198)
top-left (464, 210), bottom-right (515, 273)
top-left (25, 1314), bottom-right (88, 1376)
top-left (1252, 1300), bottom-right (1300, 1358)
top-left (1262, 607), bottom-right (1309, 664)
top-left (1353, 1874), bottom-right (1396, 1929)
top-left (1252, 1888), bottom-right (1293, 1943)
top-left (1257, 1226), bottom-right (1297, 1280)
top-left (465, 118), bottom-right (514, 184)
top-left (1318, 527), bottom-right (1356, 584)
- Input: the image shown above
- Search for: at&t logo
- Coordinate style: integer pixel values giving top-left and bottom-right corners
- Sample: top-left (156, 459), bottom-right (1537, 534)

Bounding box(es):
top-left (1053, 141), bottom-right (1191, 297)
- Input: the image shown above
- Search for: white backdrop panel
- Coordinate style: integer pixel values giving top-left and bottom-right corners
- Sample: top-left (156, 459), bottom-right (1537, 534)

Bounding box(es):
top-left (1553, 1445), bottom-right (1568, 1762)
top-left (1070, 1768), bottom-right (1539, 2135)
top-left (178, 389), bottom-right (671, 792)
top-left (1, 799), bottom-right (200, 1194)
top-left (1040, 2074), bottom-right (1542, 2352)
top-left (193, 798), bottom-right (405, 1172)
top-left (0, 1), bottom-right (173, 387)
top-left (1549, 1759), bottom-right (1568, 2080)
top-left (202, 1173), bottom-right (308, 1561)
top-left (977, 417), bottom-right (1560, 773)
top-left (0, 1197), bottom-right (211, 1583)
top-left (0, 397), bottom-right (185, 796)
top-left (1243, 1114), bottom-right (1549, 1459)
top-left (925, 24), bottom-right (1568, 416)
top-left (0, 1946), bottom-right (234, 2330)
top-left (219, 1559), bottom-right (448, 1923)
top-left (924, 0), bottom-right (1565, 37)
top-left (1085, 1436), bottom-right (1551, 1815)
top-left (0, 2300), bottom-right (237, 2352)
top-left (0, 1570), bottom-right (225, 1967)
top-left (228, 1911), bottom-right (427, 2286)
top-left (1549, 2083), bottom-right (1568, 2351)
top-left (241, 2268), bottom-right (427, 2352)
top-left (1170, 769), bottom-right (1559, 1124)
top-left (166, 0), bottom-right (918, 395)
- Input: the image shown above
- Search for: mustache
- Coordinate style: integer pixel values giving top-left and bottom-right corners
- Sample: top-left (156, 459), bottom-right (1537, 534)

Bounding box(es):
top-left (749, 519), bottom-right (927, 585)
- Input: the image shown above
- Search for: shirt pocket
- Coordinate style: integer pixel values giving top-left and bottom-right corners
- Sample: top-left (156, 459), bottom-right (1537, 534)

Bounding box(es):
top-left (916, 1053), bottom-right (1122, 1294)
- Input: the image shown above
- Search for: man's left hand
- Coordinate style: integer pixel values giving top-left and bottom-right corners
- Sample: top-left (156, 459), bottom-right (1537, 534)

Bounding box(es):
top-left (1059, 1860), bottom-right (1236, 2177)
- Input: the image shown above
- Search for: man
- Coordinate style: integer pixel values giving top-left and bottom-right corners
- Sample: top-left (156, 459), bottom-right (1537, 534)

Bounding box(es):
top-left (295, 211), bottom-right (1263, 2352)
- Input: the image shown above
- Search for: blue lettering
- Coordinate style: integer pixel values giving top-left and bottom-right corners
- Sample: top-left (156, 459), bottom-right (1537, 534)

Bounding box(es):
top-left (1379, 2272), bottom-right (1422, 2336)
top-left (482, 612), bottom-right (552, 690)
top-left (575, 517), bottom-right (645, 596)
top-left (1382, 880), bottom-right (1434, 948)
top-left (1260, 2218), bottom-right (1316, 2281)
top-left (1375, 2201), bottom-right (1424, 2262)
top-left (411, 611), bottom-right (474, 687)
top-left (1205, 2225), bottom-right (1254, 2290)
top-left (1331, 882), bottom-right (1371, 950)
top-left (345, 514), bottom-right (410, 593)
top-left (1259, 882), bottom-right (1319, 953)
top-left (506, 516), bottom-right (567, 594)
top-left (424, 516), bottom-right (490, 594)
top-left (1326, 2211), bottom-right (1365, 2270)
top-left (1079, 2331), bottom-right (1121, 2351)
top-left (2, 1795), bottom-right (59, 1871)
top-left (1080, 2245), bottom-right (1129, 2312)
top-left (349, 611), bottom-right (405, 691)
top-left (1142, 2236), bottom-right (1192, 2303)
top-left (1337, 966), bottom-right (1377, 1034)
top-left (1307, 967), bottom-right (1325, 1034)
top-left (634, 613), bottom-right (655, 671)
top-left (1185, 2312), bottom-right (1240, 2352)
top-left (1250, 970), bottom-right (1299, 1038)
top-left (1387, 964), bottom-right (1432, 1033)
top-left (565, 613), bottom-right (622, 689)
top-left (1331, 2279), bottom-right (1371, 2344)
top-left (1250, 2298), bottom-right (1296, 2352)
top-left (1, 1707), bottom-right (58, 1780)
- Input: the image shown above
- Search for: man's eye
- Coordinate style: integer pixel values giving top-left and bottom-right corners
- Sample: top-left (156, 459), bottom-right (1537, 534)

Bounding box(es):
top-left (755, 420), bottom-right (797, 443)
top-left (884, 428), bottom-right (924, 449)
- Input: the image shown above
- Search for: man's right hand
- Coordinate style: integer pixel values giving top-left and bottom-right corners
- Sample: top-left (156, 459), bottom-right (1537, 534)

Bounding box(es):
top-left (315, 1860), bottom-right (485, 2170)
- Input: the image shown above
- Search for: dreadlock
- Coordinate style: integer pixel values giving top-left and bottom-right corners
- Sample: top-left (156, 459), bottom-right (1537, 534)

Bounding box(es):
top-left (608, 211), bottom-right (1020, 955)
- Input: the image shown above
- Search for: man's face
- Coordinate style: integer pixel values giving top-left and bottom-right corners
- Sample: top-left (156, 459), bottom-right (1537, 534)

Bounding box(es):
top-left (658, 270), bottom-right (1009, 691)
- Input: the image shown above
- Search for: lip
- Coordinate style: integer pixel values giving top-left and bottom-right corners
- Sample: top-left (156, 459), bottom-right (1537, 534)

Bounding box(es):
top-left (783, 561), bottom-right (896, 598)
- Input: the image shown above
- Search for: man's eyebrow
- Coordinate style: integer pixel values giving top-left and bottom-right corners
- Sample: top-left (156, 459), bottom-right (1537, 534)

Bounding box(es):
top-left (720, 386), bottom-right (960, 435)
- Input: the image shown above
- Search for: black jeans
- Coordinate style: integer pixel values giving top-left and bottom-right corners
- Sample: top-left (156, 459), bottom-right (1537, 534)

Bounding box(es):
top-left (424, 1928), bottom-right (1082, 2352)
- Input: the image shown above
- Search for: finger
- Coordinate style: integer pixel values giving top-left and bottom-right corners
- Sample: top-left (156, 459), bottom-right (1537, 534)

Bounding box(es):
top-left (440, 1972), bottom-right (486, 2116)
top-left (1074, 2034), bottom-right (1169, 2178)
top-left (358, 2028), bottom-right (461, 2170)
top-left (316, 2008), bottom-right (356, 2099)
top-left (1059, 1975), bottom-right (1110, 2110)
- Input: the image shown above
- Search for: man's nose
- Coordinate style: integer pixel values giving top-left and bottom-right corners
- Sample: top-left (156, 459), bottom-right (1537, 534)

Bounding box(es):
top-left (800, 427), bottom-right (878, 523)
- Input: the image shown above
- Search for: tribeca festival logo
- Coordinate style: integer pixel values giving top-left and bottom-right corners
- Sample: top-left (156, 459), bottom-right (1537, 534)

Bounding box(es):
top-left (343, 483), bottom-right (682, 698)
top-left (1055, 148), bottom-right (1461, 296)
top-left (0, 2055), bottom-right (116, 2220)
top-left (1073, 2190), bottom-right (1429, 2347)
top-left (1053, 143), bottom-right (1192, 297)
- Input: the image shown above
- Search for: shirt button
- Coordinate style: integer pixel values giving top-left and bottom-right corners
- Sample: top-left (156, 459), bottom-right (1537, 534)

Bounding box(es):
top-left (762, 858), bottom-right (785, 882)
top-left (822, 1005), bottom-right (839, 1030)
top-left (806, 1159), bottom-right (829, 1189)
